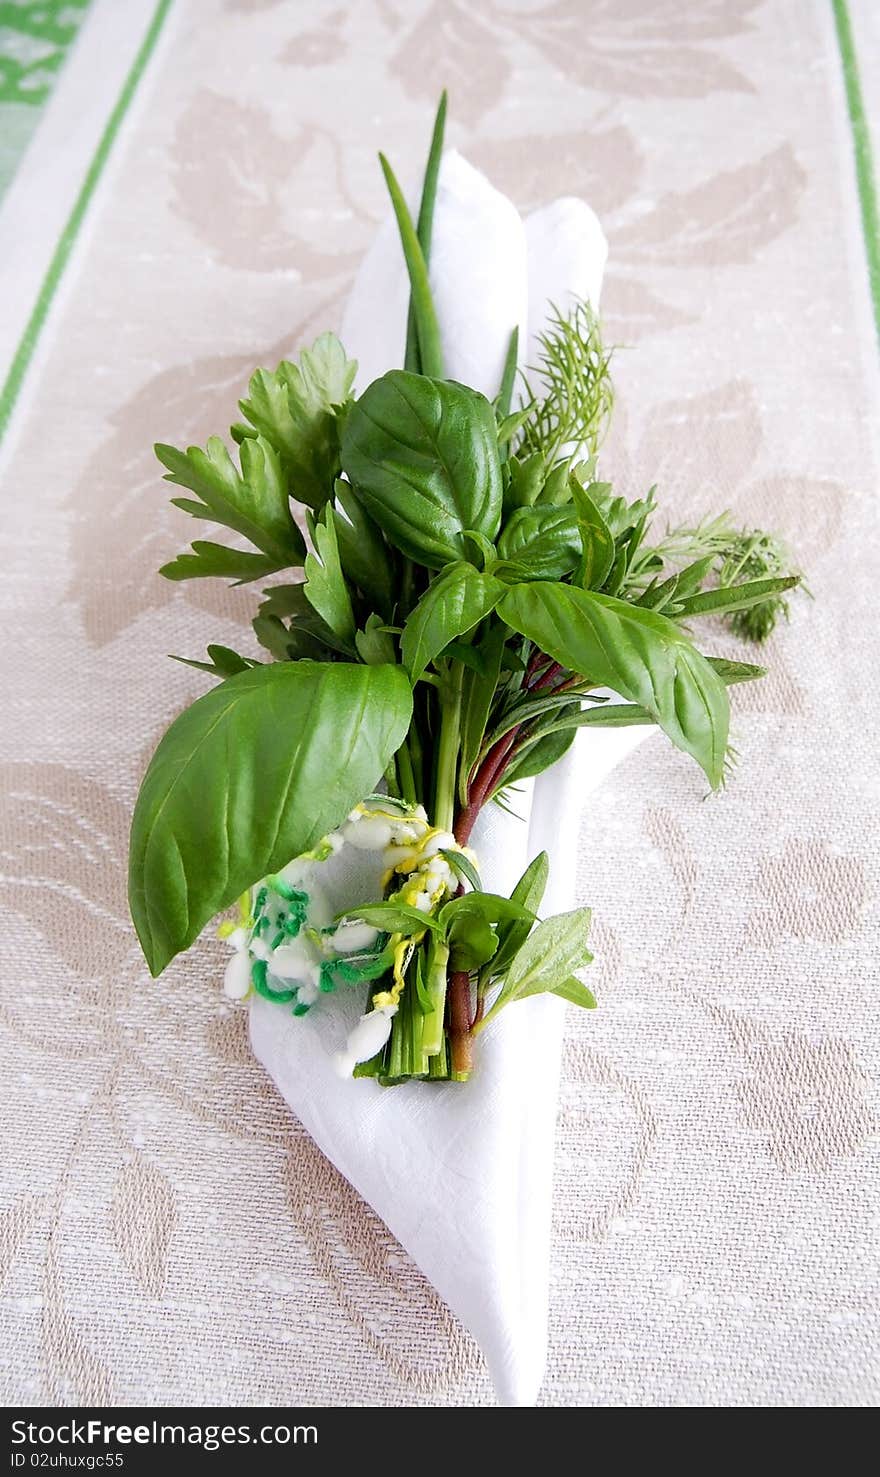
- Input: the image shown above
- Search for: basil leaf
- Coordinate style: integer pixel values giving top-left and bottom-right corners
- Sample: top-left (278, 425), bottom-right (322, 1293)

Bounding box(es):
top-left (238, 333), bottom-right (356, 509)
top-left (498, 582), bottom-right (729, 788)
top-left (572, 480), bottom-right (615, 590)
top-left (303, 507), bottom-right (356, 647)
top-left (401, 563), bottom-right (504, 682)
top-left (536, 462), bottom-right (573, 507)
top-left (340, 901), bottom-right (444, 936)
top-left (340, 371), bottom-right (503, 568)
top-left (129, 661), bottom-right (413, 976)
top-left (496, 506), bottom-right (581, 580)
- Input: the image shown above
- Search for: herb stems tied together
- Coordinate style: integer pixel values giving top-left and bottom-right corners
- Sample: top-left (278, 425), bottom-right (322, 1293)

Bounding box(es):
top-left (129, 93), bottom-right (804, 1086)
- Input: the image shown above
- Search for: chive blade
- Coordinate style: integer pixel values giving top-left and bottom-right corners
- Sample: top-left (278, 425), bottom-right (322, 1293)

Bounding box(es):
top-left (404, 90), bottom-right (447, 374)
top-left (497, 325), bottom-right (519, 418)
top-left (379, 152), bottom-right (445, 379)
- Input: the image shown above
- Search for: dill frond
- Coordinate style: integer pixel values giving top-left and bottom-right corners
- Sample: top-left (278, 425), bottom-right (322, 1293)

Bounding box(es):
top-left (716, 529), bottom-right (802, 641)
top-left (519, 298), bottom-right (614, 464)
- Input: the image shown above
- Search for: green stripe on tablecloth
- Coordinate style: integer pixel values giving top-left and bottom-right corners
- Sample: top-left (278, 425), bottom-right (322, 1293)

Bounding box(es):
top-left (0, 0), bottom-right (173, 447)
top-left (0, 1), bottom-right (95, 203)
top-left (832, 0), bottom-right (880, 349)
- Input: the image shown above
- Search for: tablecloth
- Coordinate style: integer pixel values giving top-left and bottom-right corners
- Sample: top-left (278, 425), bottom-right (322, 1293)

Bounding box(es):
top-left (0, 0), bottom-right (877, 1407)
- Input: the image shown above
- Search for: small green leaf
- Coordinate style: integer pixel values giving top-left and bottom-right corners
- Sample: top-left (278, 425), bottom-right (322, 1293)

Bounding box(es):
top-left (440, 848), bottom-right (482, 892)
top-left (355, 613), bottom-right (397, 666)
top-left (341, 371), bottom-right (503, 569)
top-left (160, 541), bottom-right (283, 584)
top-left (401, 563), bottom-right (504, 682)
top-left (303, 507), bottom-right (356, 646)
top-left (447, 913), bottom-right (498, 973)
top-left (252, 612), bottom-right (296, 661)
top-left (667, 555), bottom-right (716, 601)
top-left (340, 901), bottom-right (444, 936)
top-left (238, 332), bottom-right (357, 509)
top-left (443, 640), bottom-right (487, 675)
top-left (129, 662), bottom-right (413, 976)
top-left (257, 584), bottom-right (310, 619)
top-left (439, 892), bottom-right (534, 930)
top-left (491, 851), bottom-right (548, 974)
top-left (504, 452), bottom-right (545, 512)
top-left (706, 656), bottom-right (768, 685)
top-left (511, 851), bottom-right (550, 914)
top-left (550, 975), bottom-right (597, 1010)
top-left (496, 406), bottom-right (533, 445)
top-left (496, 506), bottom-right (581, 580)
top-left (673, 574), bottom-right (800, 620)
top-left (170, 645), bottom-right (256, 680)
top-left (572, 480), bottom-right (615, 591)
top-left (476, 907), bottom-right (593, 1029)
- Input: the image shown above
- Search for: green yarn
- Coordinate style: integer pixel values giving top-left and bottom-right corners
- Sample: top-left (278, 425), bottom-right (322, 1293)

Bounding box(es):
top-left (250, 957), bottom-right (298, 1004)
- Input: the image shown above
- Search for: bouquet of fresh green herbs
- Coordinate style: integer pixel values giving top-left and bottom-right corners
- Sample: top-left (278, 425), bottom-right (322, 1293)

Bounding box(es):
top-left (129, 94), bottom-right (801, 1088)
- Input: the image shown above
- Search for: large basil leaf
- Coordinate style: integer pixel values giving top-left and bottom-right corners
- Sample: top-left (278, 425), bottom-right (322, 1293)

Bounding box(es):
top-left (498, 582), bottom-right (729, 787)
top-left (129, 662), bottom-right (413, 976)
top-left (401, 563), bottom-right (503, 682)
top-left (496, 506), bottom-right (581, 580)
top-left (340, 371), bottom-right (503, 568)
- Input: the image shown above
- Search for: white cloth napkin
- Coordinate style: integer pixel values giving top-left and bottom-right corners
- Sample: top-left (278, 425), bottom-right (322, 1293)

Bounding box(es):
top-left (250, 153), bottom-right (649, 1405)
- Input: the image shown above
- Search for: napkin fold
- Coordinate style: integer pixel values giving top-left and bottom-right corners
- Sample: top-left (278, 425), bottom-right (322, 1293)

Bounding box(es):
top-left (251, 153), bottom-right (650, 1405)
